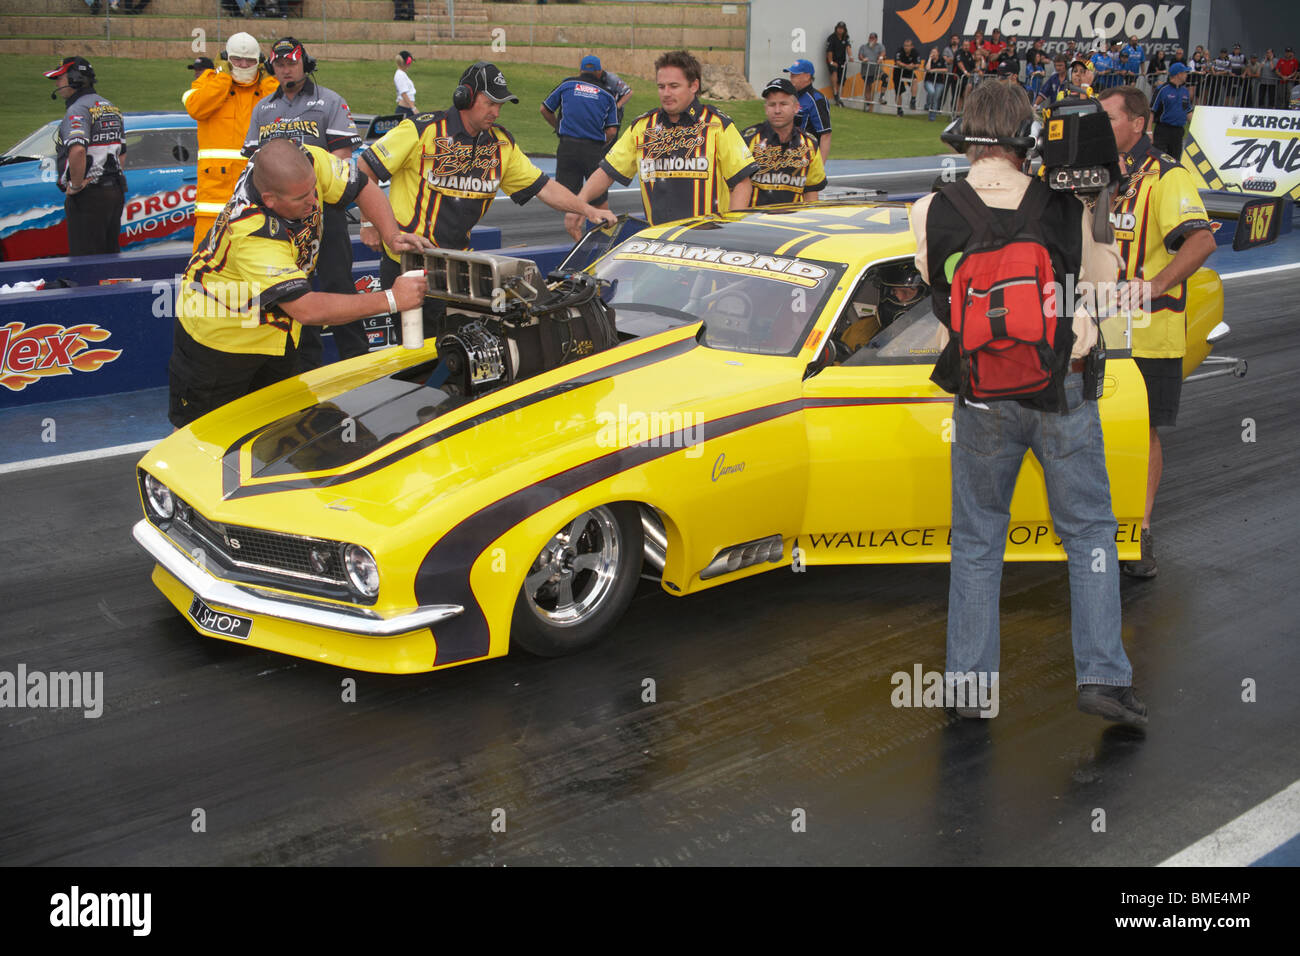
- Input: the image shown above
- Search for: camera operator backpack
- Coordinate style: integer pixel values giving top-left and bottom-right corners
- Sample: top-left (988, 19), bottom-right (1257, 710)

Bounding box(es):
top-left (942, 178), bottom-right (1062, 402)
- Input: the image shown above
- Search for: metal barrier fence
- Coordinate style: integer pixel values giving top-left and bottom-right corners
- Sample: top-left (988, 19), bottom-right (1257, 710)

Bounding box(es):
top-left (840, 63), bottom-right (1300, 117)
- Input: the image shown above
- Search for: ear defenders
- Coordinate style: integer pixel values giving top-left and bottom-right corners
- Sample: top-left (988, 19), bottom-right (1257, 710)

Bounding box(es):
top-left (453, 61), bottom-right (490, 111)
top-left (940, 114), bottom-right (1040, 157)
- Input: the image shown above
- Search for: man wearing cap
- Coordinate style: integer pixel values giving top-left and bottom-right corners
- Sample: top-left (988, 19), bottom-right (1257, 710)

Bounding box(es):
top-left (542, 55), bottom-right (620, 241)
top-left (187, 57), bottom-right (215, 78)
top-left (742, 78), bottom-right (826, 205)
top-left (394, 51), bottom-right (417, 118)
top-left (170, 139), bottom-right (431, 428)
top-left (785, 59), bottom-right (832, 158)
top-left (244, 38), bottom-right (364, 368)
top-left (1150, 62), bottom-right (1193, 161)
top-left (576, 49), bottom-right (758, 226)
top-left (184, 33), bottom-right (278, 252)
top-left (825, 21), bottom-right (852, 107)
top-left (45, 56), bottom-right (126, 257)
top-left (358, 61), bottom-right (615, 340)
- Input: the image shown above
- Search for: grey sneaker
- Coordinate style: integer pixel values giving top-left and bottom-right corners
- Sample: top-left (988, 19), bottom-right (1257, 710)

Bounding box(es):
top-left (1121, 528), bottom-right (1158, 578)
top-left (1078, 684), bottom-right (1149, 726)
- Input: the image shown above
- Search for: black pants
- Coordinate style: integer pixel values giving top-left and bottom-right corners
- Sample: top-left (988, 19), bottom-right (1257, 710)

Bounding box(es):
top-left (65, 180), bottom-right (124, 257)
top-left (297, 203), bottom-right (367, 370)
top-left (555, 135), bottom-right (609, 204)
top-left (1152, 122), bottom-right (1186, 162)
top-left (168, 319), bottom-right (297, 428)
top-left (380, 252), bottom-right (449, 342)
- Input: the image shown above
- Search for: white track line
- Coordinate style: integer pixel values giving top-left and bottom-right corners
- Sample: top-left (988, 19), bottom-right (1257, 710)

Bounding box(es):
top-left (1218, 261), bottom-right (1300, 280)
top-left (1159, 779), bottom-right (1300, 866)
top-left (0, 440), bottom-right (159, 476)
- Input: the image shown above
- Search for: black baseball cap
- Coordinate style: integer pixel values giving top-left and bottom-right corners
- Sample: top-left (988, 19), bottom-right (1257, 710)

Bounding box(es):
top-left (762, 77), bottom-right (798, 97)
top-left (270, 38), bottom-right (308, 64)
top-left (186, 57), bottom-right (215, 73)
top-left (461, 62), bottom-right (519, 104)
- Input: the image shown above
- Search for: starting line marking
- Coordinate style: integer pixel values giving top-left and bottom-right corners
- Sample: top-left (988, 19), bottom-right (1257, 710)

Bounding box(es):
top-left (0, 440), bottom-right (160, 476)
top-left (1159, 779), bottom-right (1300, 867)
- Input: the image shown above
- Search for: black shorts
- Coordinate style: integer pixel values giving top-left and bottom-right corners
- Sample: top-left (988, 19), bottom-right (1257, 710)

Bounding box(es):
top-left (830, 62), bottom-right (846, 84)
top-left (168, 318), bottom-right (297, 428)
top-left (555, 135), bottom-right (608, 204)
top-left (1134, 356), bottom-right (1182, 427)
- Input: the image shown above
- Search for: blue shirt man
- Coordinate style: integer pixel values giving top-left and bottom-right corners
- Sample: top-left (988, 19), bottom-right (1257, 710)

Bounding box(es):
top-left (541, 55), bottom-right (620, 241)
top-left (784, 59), bottom-right (832, 158)
top-left (542, 59), bottom-right (619, 142)
top-left (1150, 62), bottom-right (1194, 160)
top-left (1120, 40), bottom-right (1145, 75)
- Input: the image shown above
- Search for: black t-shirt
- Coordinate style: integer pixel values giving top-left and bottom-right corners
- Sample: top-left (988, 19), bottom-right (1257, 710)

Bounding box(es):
top-left (895, 46), bottom-right (921, 66)
top-left (826, 33), bottom-right (852, 65)
top-left (954, 48), bottom-right (975, 74)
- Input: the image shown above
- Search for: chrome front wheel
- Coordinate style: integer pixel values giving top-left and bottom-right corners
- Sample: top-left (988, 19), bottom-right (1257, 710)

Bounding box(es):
top-left (511, 503), bottom-right (643, 656)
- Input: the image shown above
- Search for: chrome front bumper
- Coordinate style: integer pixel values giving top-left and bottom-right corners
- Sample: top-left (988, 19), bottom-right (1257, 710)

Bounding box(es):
top-left (133, 519), bottom-right (464, 636)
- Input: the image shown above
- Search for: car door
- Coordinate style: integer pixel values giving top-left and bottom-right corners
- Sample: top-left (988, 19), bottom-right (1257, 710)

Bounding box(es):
top-left (799, 259), bottom-right (955, 564)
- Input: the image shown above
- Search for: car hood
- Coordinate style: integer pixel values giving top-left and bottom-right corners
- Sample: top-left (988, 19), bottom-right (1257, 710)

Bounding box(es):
top-left (143, 323), bottom-right (801, 533)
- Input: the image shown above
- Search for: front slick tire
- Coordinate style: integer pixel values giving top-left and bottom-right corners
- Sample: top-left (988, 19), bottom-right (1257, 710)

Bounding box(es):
top-left (511, 503), bottom-right (643, 657)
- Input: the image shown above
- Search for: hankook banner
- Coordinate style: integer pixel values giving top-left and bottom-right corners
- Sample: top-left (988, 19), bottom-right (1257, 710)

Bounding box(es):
top-left (1179, 106), bottom-right (1300, 202)
top-left (884, 1), bottom-right (1189, 56)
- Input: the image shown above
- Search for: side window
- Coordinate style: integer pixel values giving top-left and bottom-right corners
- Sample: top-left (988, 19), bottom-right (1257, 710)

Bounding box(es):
top-left (121, 128), bottom-right (197, 170)
top-left (827, 258), bottom-right (946, 366)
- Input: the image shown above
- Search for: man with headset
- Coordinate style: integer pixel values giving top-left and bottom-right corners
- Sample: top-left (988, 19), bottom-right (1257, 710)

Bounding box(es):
top-left (243, 38), bottom-right (364, 369)
top-left (184, 32), bottom-right (278, 251)
top-left (357, 61), bottom-right (617, 340)
top-left (44, 56), bottom-right (126, 256)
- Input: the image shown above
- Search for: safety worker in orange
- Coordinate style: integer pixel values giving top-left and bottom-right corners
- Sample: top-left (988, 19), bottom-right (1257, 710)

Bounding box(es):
top-left (182, 32), bottom-right (278, 250)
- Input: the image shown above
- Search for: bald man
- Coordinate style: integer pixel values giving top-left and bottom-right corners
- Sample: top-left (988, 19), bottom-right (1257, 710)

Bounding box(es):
top-left (170, 139), bottom-right (431, 427)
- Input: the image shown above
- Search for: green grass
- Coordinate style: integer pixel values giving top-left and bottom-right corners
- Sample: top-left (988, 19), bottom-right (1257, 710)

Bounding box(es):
top-left (3, 55), bottom-right (948, 159)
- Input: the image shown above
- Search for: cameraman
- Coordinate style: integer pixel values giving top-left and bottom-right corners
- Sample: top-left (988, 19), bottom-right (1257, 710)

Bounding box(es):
top-left (910, 82), bottom-right (1147, 725)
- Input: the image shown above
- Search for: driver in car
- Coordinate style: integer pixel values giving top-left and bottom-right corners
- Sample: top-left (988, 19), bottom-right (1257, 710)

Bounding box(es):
top-left (839, 262), bottom-right (929, 357)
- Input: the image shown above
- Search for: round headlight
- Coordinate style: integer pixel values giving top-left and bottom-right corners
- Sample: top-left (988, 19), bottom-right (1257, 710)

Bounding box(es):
top-left (144, 473), bottom-right (174, 521)
top-left (343, 544), bottom-right (380, 598)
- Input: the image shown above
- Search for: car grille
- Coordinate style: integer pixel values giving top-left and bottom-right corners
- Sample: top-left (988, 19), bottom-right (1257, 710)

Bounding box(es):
top-left (176, 498), bottom-right (348, 587)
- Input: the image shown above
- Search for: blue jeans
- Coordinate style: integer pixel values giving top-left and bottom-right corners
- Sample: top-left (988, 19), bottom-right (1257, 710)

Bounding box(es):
top-left (947, 373), bottom-right (1130, 687)
top-left (925, 80), bottom-right (944, 111)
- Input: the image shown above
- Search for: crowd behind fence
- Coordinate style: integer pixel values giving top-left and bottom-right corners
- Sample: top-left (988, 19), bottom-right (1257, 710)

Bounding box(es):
top-left (841, 48), bottom-right (1300, 119)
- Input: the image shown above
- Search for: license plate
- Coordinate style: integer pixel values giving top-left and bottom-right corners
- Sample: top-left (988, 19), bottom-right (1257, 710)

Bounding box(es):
top-left (187, 596), bottom-right (253, 640)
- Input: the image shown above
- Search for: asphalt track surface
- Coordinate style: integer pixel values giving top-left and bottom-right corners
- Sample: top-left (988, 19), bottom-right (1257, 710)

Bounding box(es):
top-left (1, 270), bottom-right (1297, 867)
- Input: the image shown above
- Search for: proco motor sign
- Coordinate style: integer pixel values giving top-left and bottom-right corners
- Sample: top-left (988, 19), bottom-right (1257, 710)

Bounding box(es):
top-left (885, 1), bottom-right (1190, 55)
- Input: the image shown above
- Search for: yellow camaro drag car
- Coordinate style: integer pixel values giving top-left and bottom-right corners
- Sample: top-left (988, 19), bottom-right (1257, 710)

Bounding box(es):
top-left (134, 203), bottom-right (1226, 674)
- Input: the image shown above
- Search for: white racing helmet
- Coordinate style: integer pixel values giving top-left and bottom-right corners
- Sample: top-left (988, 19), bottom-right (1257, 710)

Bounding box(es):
top-left (226, 32), bottom-right (262, 84)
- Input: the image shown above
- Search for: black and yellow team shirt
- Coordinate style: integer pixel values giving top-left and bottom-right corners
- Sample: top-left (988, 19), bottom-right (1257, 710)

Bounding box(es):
top-left (358, 108), bottom-right (548, 258)
top-left (600, 99), bottom-right (759, 224)
top-left (741, 122), bottom-right (827, 206)
top-left (1110, 134), bottom-right (1214, 358)
top-left (179, 143), bottom-right (363, 356)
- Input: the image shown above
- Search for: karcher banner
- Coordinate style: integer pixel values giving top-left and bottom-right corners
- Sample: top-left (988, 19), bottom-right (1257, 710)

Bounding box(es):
top-left (1180, 106), bottom-right (1300, 202)
top-left (884, 1), bottom-right (1188, 56)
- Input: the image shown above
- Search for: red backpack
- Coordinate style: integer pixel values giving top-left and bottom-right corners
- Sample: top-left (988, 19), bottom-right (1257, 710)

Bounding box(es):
top-left (944, 179), bottom-right (1062, 402)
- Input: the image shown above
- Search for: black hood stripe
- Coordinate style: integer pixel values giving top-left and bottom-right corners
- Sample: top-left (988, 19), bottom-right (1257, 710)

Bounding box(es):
top-left (418, 397), bottom-right (806, 665)
top-left (220, 332), bottom-right (700, 501)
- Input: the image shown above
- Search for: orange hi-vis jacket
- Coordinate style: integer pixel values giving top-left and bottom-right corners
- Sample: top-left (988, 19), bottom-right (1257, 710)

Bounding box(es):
top-left (183, 68), bottom-right (278, 248)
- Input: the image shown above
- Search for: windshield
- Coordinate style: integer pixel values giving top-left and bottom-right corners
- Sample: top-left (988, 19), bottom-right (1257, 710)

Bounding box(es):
top-left (4, 121), bottom-right (58, 159)
top-left (593, 238), bottom-right (845, 356)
